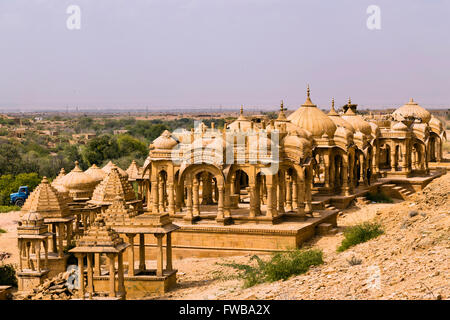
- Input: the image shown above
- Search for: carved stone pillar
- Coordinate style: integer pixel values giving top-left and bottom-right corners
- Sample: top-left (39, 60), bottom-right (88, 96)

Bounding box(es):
top-left (277, 171), bottom-right (285, 214)
top-left (216, 185), bottom-right (224, 220)
top-left (184, 182), bottom-right (193, 221)
top-left (166, 233), bottom-right (173, 271)
top-left (249, 184), bottom-right (256, 217)
top-left (193, 177), bottom-right (200, 216)
top-left (167, 183), bottom-right (175, 215)
top-left (126, 234), bottom-right (135, 276)
top-left (155, 234), bottom-right (164, 277)
top-left (139, 234), bottom-right (145, 271)
top-left (285, 176), bottom-right (292, 212)
top-left (324, 153), bottom-right (331, 189)
top-left (108, 254), bottom-right (116, 298)
top-left (151, 177), bottom-right (159, 214)
top-left (77, 253), bottom-right (85, 300)
top-left (304, 167), bottom-right (313, 214)
top-left (292, 181), bottom-right (298, 210)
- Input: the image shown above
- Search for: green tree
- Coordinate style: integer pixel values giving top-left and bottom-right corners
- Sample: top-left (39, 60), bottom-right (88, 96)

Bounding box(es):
top-left (81, 134), bottom-right (120, 166)
top-left (117, 134), bottom-right (147, 158)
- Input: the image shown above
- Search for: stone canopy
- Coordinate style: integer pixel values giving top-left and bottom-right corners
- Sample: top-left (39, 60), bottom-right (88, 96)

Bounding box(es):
top-left (22, 177), bottom-right (71, 219)
top-left (89, 167), bottom-right (137, 206)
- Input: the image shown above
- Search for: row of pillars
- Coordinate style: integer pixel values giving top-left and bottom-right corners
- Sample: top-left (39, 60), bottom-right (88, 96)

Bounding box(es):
top-left (18, 238), bottom-right (49, 273)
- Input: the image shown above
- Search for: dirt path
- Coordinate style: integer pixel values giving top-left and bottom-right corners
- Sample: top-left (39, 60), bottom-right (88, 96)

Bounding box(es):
top-left (0, 210), bottom-right (21, 265)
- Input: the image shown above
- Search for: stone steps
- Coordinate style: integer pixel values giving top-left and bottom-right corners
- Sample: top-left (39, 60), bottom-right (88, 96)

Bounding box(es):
top-left (316, 223), bottom-right (333, 235)
top-left (381, 184), bottom-right (414, 200)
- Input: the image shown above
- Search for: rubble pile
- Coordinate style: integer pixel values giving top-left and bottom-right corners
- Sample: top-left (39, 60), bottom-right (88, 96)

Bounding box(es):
top-left (16, 270), bottom-right (78, 300)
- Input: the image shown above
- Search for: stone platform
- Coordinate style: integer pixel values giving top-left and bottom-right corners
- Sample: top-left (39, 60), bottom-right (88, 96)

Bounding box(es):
top-left (124, 208), bottom-right (338, 259)
top-left (379, 169), bottom-right (446, 193)
top-left (92, 269), bottom-right (177, 299)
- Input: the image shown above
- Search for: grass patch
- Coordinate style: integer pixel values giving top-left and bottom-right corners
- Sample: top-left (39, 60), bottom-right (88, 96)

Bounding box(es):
top-left (0, 205), bottom-right (21, 213)
top-left (365, 191), bottom-right (393, 203)
top-left (0, 264), bottom-right (17, 287)
top-left (0, 229), bottom-right (6, 234)
top-left (221, 249), bottom-right (323, 288)
top-left (338, 222), bottom-right (384, 252)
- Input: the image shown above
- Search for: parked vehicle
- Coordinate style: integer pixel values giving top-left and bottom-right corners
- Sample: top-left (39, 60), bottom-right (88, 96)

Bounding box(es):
top-left (10, 186), bottom-right (30, 207)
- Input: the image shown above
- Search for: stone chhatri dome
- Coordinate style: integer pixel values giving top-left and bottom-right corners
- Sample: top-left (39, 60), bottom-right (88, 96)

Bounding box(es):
top-left (287, 86), bottom-right (337, 138)
top-left (51, 168), bottom-right (71, 200)
top-left (17, 211), bottom-right (49, 236)
top-left (85, 164), bottom-right (106, 183)
top-left (73, 215), bottom-right (127, 252)
top-left (151, 130), bottom-right (179, 150)
top-left (341, 98), bottom-right (372, 136)
top-left (51, 168), bottom-right (66, 188)
top-left (392, 121), bottom-right (409, 131)
top-left (392, 98), bottom-right (431, 124)
top-left (22, 176), bottom-right (71, 218)
top-left (227, 106), bottom-right (253, 132)
top-left (103, 196), bottom-right (139, 227)
top-left (327, 98), bottom-right (355, 133)
top-left (59, 161), bottom-right (97, 200)
top-left (89, 167), bottom-right (136, 205)
top-left (126, 160), bottom-right (143, 181)
top-left (19, 211), bottom-right (44, 228)
top-left (102, 161), bottom-right (129, 179)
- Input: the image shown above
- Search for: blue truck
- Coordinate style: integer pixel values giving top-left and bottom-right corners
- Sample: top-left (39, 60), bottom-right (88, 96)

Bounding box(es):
top-left (10, 186), bottom-right (30, 207)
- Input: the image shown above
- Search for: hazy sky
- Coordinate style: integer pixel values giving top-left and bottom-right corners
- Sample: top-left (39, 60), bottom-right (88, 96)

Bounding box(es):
top-left (0, 0), bottom-right (449, 111)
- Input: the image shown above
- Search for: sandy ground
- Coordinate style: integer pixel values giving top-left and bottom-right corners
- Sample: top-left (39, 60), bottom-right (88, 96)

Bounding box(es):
top-left (0, 210), bottom-right (20, 265)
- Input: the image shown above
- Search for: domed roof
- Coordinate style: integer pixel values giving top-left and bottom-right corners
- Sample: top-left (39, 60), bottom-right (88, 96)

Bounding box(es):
top-left (71, 215), bottom-right (127, 252)
top-left (22, 176), bottom-right (71, 218)
top-left (341, 100), bottom-right (372, 136)
top-left (287, 86), bottom-right (336, 138)
top-left (227, 106), bottom-right (253, 132)
top-left (51, 168), bottom-right (66, 187)
top-left (392, 121), bottom-right (408, 131)
top-left (283, 134), bottom-right (312, 150)
top-left (20, 211), bottom-right (44, 227)
top-left (102, 161), bottom-right (128, 179)
top-left (429, 116), bottom-right (443, 131)
top-left (151, 130), bottom-right (179, 150)
top-left (392, 98), bottom-right (431, 124)
top-left (89, 167), bottom-right (136, 206)
top-left (334, 126), bottom-right (354, 141)
top-left (85, 164), bottom-right (106, 183)
top-left (327, 98), bottom-right (355, 133)
top-left (282, 134), bottom-right (312, 160)
top-left (285, 122), bottom-right (312, 139)
top-left (126, 160), bottom-right (143, 181)
top-left (59, 162), bottom-right (98, 200)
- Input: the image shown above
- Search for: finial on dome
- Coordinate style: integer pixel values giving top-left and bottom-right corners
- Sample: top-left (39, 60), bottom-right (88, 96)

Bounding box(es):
top-left (75, 160), bottom-right (79, 166)
top-left (277, 100), bottom-right (287, 120)
top-left (42, 176), bottom-right (49, 183)
top-left (240, 105), bottom-right (243, 115)
top-left (303, 85), bottom-right (314, 106)
top-left (409, 98), bottom-right (414, 103)
top-left (348, 97), bottom-right (352, 106)
top-left (331, 98), bottom-right (335, 110)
